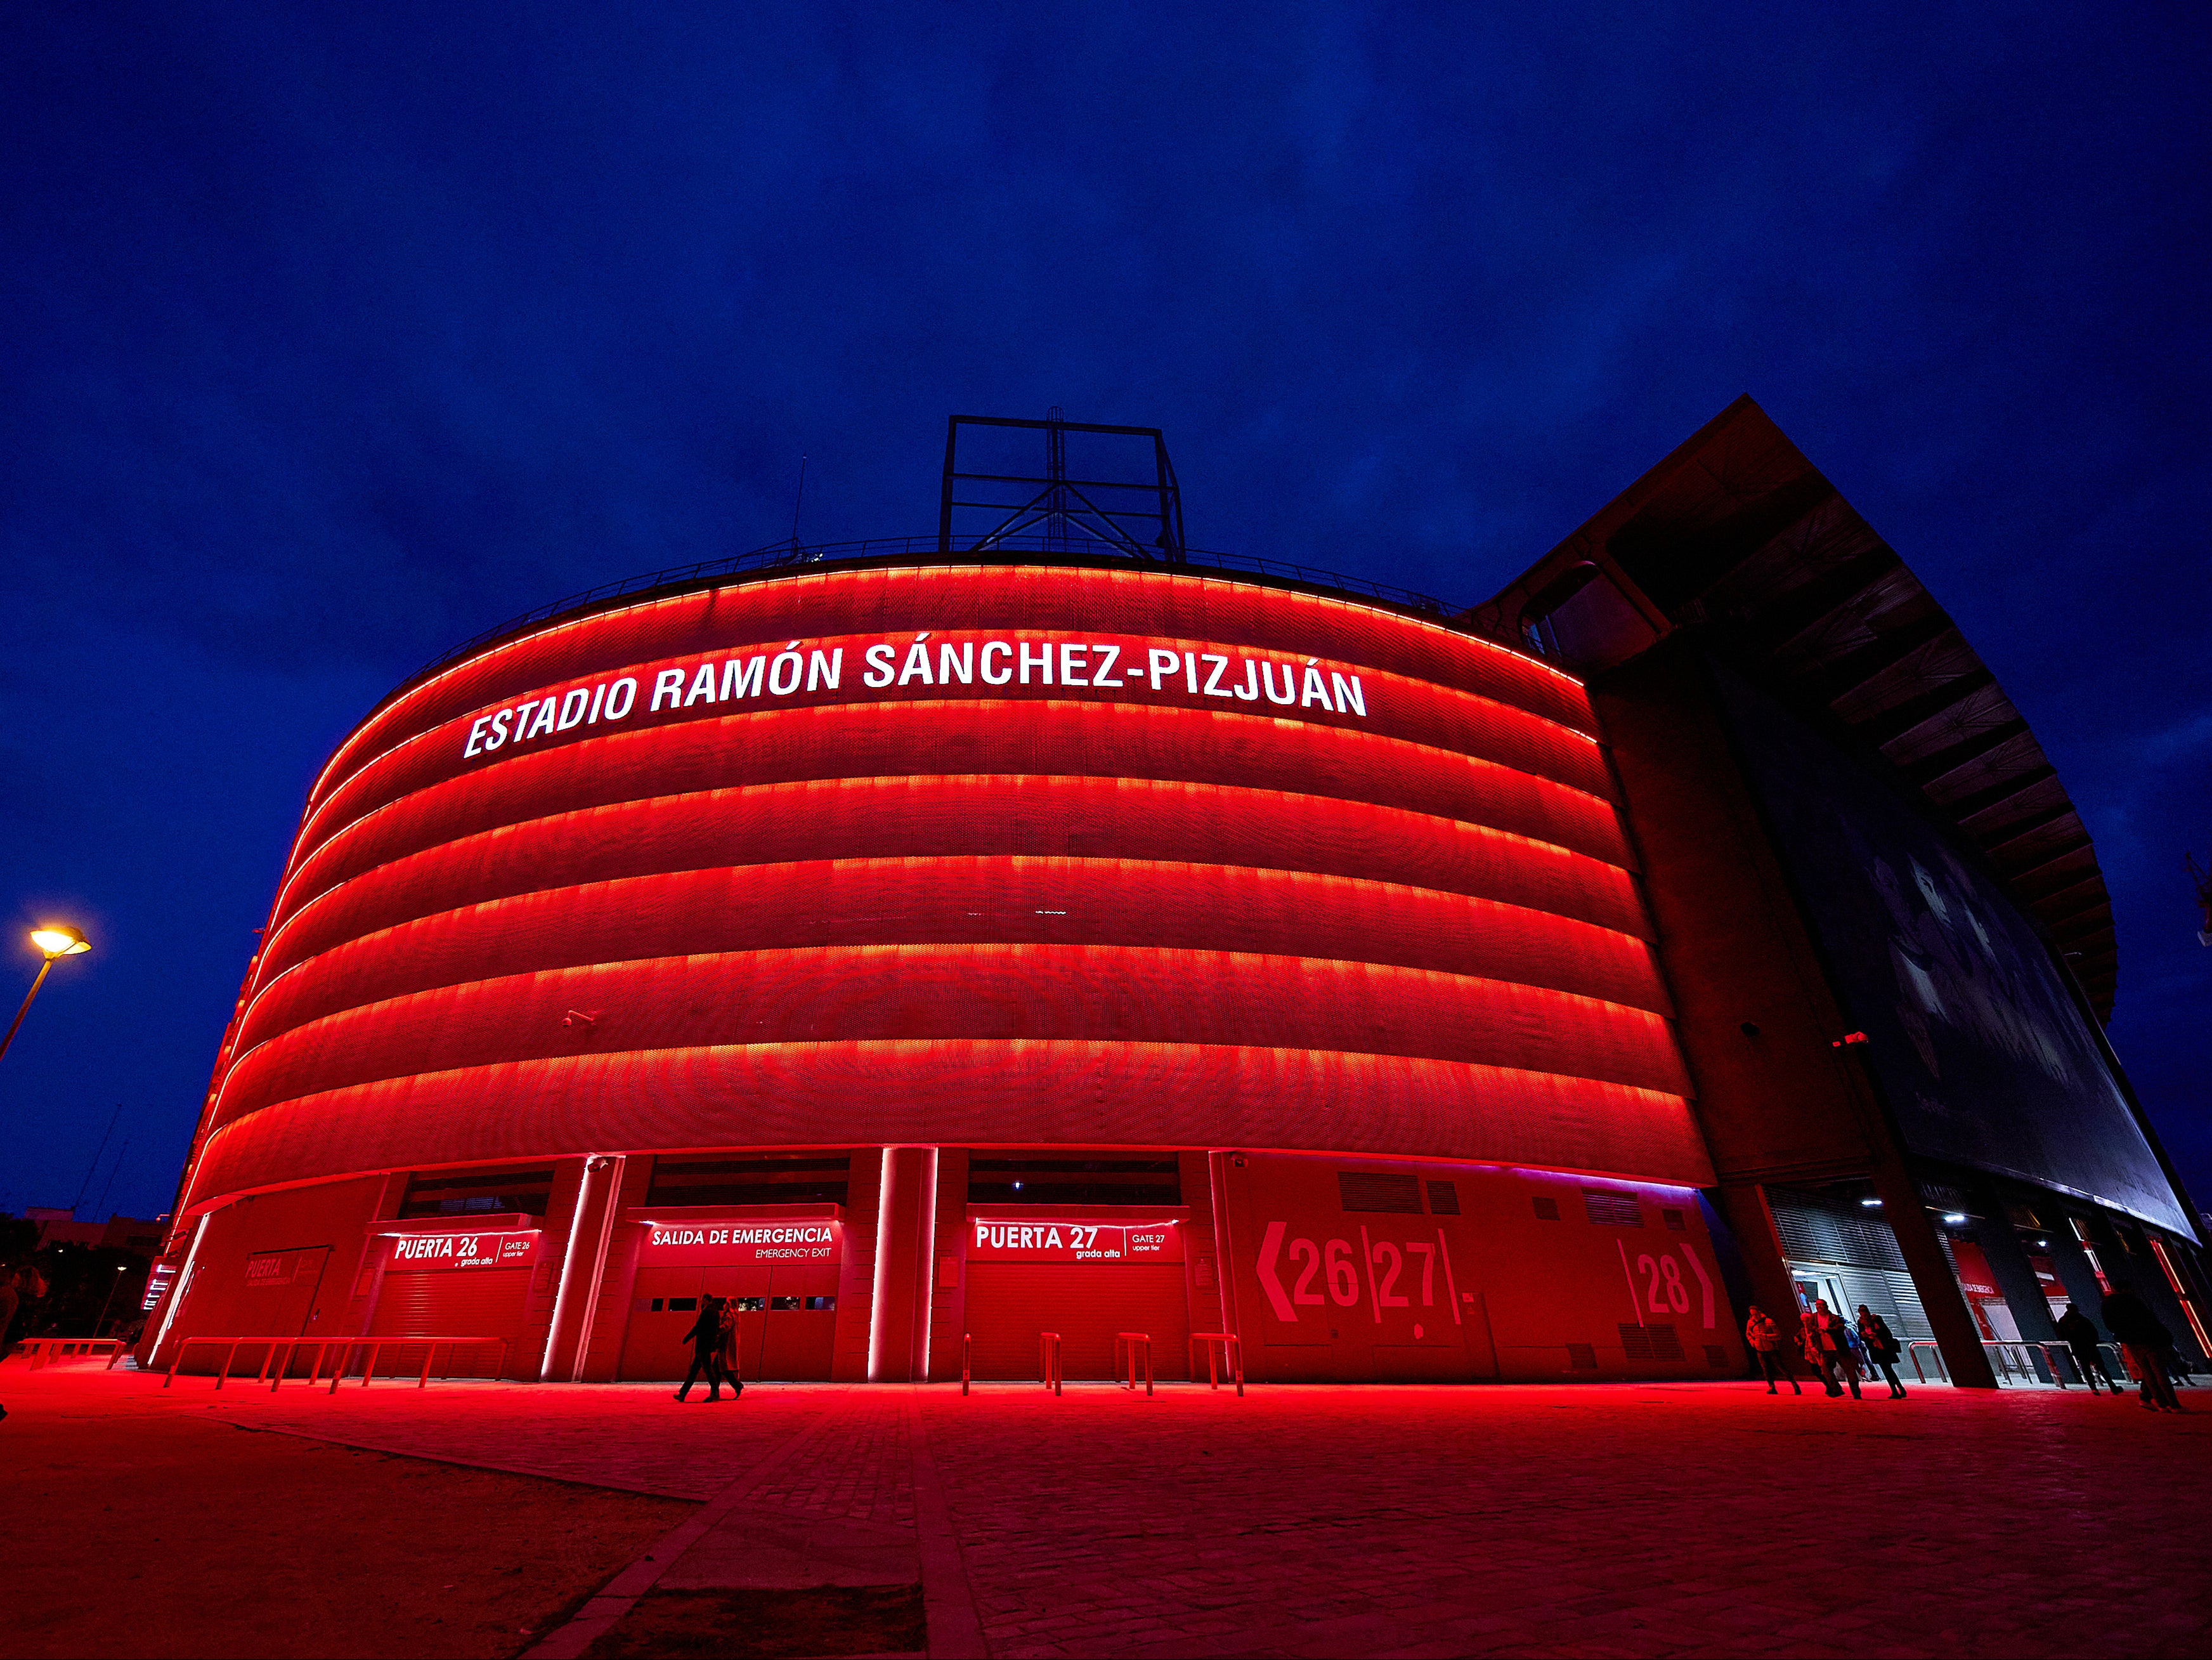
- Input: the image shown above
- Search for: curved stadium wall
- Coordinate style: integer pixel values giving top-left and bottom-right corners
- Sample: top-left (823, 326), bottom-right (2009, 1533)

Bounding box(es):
top-left (180, 559), bottom-right (1708, 1212)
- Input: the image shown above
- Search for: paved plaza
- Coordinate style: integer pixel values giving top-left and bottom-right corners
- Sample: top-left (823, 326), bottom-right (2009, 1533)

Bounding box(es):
top-left (3, 1363), bottom-right (2208, 1657)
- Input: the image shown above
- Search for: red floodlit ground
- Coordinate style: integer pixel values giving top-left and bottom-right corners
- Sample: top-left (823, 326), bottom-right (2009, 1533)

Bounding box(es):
top-left (3, 1364), bottom-right (2208, 1658)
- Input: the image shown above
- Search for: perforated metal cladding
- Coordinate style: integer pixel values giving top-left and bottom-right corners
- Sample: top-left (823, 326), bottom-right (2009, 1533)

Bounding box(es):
top-left (1583, 1191), bottom-right (1646, 1227)
top-left (186, 565), bottom-right (1715, 1205)
top-left (1620, 1323), bottom-right (1684, 1361)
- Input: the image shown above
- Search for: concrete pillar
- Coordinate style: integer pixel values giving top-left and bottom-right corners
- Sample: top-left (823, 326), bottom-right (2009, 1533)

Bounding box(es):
top-left (541, 1154), bottom-right (624, 1382)
top-left (1870, 1160), bottom-right (1996, 1389)
top-left (868, 1146), bottom-right (939, 1382)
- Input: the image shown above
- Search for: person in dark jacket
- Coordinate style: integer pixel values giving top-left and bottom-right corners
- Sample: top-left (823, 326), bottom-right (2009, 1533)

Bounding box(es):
top-left (1855, 1305), bottom-right (1906, 1398)
top-left (2053, 1304), bottom-right (2120, 1394)
top-left (1743, 1305), bottom-right (1803, 1395)
top-left (1811, 1300), bottom-right (1861, 1398)
top-left (2101, 1281), bottom-right (2183, 1413)
top-left (676, 1295), bottom-right (730, 1402)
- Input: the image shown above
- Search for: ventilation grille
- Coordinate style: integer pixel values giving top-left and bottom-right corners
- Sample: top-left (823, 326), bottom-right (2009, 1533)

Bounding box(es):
top-left (1583, 1191), bottom-right (1644, 1227)
top-left (1532, 1196), bottom-right (1561, 1222)
top-left (1703, 1344), bottom-right (1727, 1367)
top-left (1426, 1180), bottom-right (1461, 1216)
top-left (1566, 1343), bottom-right (1597, 1370)
top-left (1620, 1323), bottom-right (1684, 1361)
top-left (1662, 1207), bottom-right (1686, 1231)
top-left (1338, 1172), bottom-right (1423, 1214)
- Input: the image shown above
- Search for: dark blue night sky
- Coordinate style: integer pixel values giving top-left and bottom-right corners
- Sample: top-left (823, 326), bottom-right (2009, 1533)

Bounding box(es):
top-left (3, 3), bottom-right (2206, 1224)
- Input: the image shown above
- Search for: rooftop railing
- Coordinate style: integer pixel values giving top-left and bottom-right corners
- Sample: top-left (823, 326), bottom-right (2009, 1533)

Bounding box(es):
top-left (415, 535), bottom-right (1467, 682)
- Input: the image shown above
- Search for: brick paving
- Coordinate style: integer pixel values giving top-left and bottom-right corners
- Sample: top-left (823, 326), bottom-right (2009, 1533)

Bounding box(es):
top-left (21, 1365), bottom-right (2212, 1656)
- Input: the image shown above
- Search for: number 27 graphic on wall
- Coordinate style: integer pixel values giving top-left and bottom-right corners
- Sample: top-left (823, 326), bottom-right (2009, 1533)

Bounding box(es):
top-left (1255, 1221), bottom-right (1467, 1326)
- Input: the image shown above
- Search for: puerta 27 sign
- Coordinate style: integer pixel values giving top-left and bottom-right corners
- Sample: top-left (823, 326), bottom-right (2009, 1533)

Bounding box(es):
top-left (968, 1218), bottom-right (1183, 1263)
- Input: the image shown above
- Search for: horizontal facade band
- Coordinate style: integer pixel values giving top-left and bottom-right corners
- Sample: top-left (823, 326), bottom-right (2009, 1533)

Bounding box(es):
top-left (211, 941), bottom-right (1692, 1130)
top-left (235, 854), bottom-right (1674, 1051)
top-left (259, 777), bottom-right (1650, 986)
top-left (186, 1038), bottom-right (1714, 1208)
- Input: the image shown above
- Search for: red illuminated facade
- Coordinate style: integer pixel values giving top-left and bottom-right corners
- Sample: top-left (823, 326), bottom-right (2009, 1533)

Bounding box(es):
top-left (145, 556), bottom-right (1744, 1385)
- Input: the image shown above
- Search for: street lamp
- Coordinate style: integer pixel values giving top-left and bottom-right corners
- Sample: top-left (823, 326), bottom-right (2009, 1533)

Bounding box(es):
top-left (0, 924), bottom-right (91, 1064)
top-left (96, 1263), bottom-right (129, 1337)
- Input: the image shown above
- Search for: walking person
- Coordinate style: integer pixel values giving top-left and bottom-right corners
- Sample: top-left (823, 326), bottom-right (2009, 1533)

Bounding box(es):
top-left (717, 1295), bottom-right (743, 1399)
top-left (1798, 1309), bottom-right (1840, 1397)
top-left (2101, 1279), bottom-right (2183, 1413)
top-left (2053, 1304), bottom-right (2121, 1394)
top-left (1812, 1300), bottom-right (1862, 1399)
top-left (1744, 1305), bottom-right (1804, 1394)
top-left (675, 1295), bottom-right (730, 1402)
top-left (1856, 1304), bottom-right (1906, 1397)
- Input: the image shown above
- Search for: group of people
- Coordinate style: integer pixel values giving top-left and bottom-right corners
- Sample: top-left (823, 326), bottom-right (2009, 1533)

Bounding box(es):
top-left (1745, 1300), bottom-right (1907, 1398)
top-left (1743, 1278), bottom-right (2191, 1411)
top-left (674, 1294), bottom-right (745, 1402)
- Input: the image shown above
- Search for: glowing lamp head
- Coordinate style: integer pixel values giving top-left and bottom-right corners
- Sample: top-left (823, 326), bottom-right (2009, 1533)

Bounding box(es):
top-left (30, 925), bottom-right (90, 958)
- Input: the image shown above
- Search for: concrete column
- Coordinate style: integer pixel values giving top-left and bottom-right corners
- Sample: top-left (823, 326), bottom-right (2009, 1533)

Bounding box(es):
top-left (1870, 1160), bottom-right (1996, 1389)
top-left (540, 1154), bottom-right (623, 1382)
top-left (868, 1146), bottom-right (938, 1382)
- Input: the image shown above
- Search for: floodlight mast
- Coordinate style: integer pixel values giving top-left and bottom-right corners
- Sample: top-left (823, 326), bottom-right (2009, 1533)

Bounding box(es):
top-left (939, 412), bottom-right (1186, 563)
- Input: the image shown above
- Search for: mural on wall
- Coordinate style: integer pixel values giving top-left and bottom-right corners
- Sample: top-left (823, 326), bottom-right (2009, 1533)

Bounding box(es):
top-left (1712, 662), bottom-right (2192, 1240)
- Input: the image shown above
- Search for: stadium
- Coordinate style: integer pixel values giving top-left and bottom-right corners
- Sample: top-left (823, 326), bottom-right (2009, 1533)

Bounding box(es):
top-left (141, 407), bottom-right (2208, 1389)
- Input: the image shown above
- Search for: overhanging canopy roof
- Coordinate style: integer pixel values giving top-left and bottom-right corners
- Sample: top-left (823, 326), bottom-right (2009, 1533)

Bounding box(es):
top-left (1472, 395), bottom-right (2118, 1021)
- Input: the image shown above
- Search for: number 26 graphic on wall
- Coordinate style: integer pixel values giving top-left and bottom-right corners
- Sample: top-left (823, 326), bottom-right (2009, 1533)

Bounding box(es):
top-left (1255, 1221), bottom-right (1464, 1326)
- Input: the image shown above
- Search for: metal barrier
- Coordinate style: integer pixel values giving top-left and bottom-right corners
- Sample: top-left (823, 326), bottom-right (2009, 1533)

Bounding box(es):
top-left (1115, 1331), bottom-right (1154, 1397)
top-left (15, 1337), bottom-right (124, 1369)
top-left (1906, 1340), bottom-right (1949, 1383)
top-left (961, 1333), bottom-right (971, 1396)
top-left (1038, 1331), bottom-right (1062, 1396)
top-left (164, 1335), bottom-right (509, 1391)
top-left (1189, 1331), bottom-right (1244, 1396)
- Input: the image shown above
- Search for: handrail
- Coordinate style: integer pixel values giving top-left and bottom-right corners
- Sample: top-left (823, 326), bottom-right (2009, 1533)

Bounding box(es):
top-left (1906, 1340), bottom-right (1949, 1383)
top-left (162, 1334), bottom-right (510, 1391)
top-left (410, 536), bottom-right (1467, 683)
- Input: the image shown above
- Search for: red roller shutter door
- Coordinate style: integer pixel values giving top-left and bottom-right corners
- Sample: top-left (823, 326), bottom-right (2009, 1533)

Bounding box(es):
top-left (965, 1264), bottom-right (1190, 1381)
top-left (367, 1269), bottom-right (529, 1376)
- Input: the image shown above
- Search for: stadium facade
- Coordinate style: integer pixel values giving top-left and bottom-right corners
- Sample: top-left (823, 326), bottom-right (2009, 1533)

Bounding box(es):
top-left (141, 403), bottom-right (2209, 1389)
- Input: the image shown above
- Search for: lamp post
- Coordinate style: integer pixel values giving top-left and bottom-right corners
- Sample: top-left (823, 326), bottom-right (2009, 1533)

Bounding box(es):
top-left (95, 1263), bottom-right (129, 1337)
top-left (0, 925), bottom-right (91, 1064)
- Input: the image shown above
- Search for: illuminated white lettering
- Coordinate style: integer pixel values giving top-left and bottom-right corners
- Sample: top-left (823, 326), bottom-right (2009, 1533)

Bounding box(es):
top-left (1201, 653), bottom-right (1232, 696)
top-left (769, 651), bottom-right (803, 695)
top-left (808, 648), bottom-right (843, 691)
top-left (1046, 1226), bottom-right (1064, 1248)
top-left (898, 642), bottom-right (934, 686)
top-left (1232, 660), bottom-right (1260, 701)
top-left (938, 642), bottom-right (973, 684)
top-left (980, 641), bottom-right (1013, 685)
top-left (721, 657), bottom-right (764, 700)
top-left (651, 669), bottom-right (687, 712)
top-left (1330, 672), bottom-right (1365, 717)
top-left (1301, 667), bottom-right (1331, 709)
top-left (1019, 642), bottom-right (1052, 685)
top-left (464, 716), bottom-right (490, 757)
top-left (1184, 651), bottom-right (1198, 694)
top-left (1090, 644), bottom-right (1122, 687)
top-left (1059, 643), bottom-right (1089, 686)
top-left (684, 663), bottom-right (718, 707)
top-left (864, 643), bottom-right (897, 687)
top-left (523, 697), bottom-right (559, 739)
top-left (488, 709), bottom-right (513, 748)
top-left (587, 683), bottom-right (608, 724)
top-left (604, 677), bottom-right (637, 719)
top-left (1261, 662), bottom-right (1297, 706)
top-left (557, 688), bottom-right (590, 729)
top-left (1148, 648), bottom-right (1180, 691)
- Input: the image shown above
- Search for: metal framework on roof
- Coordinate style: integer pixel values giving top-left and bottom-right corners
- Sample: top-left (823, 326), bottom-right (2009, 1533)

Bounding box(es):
top-left (940, 412), bottom-right (1186, 562)
top-left (1474, 395), bottom-right (2119, 1022)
